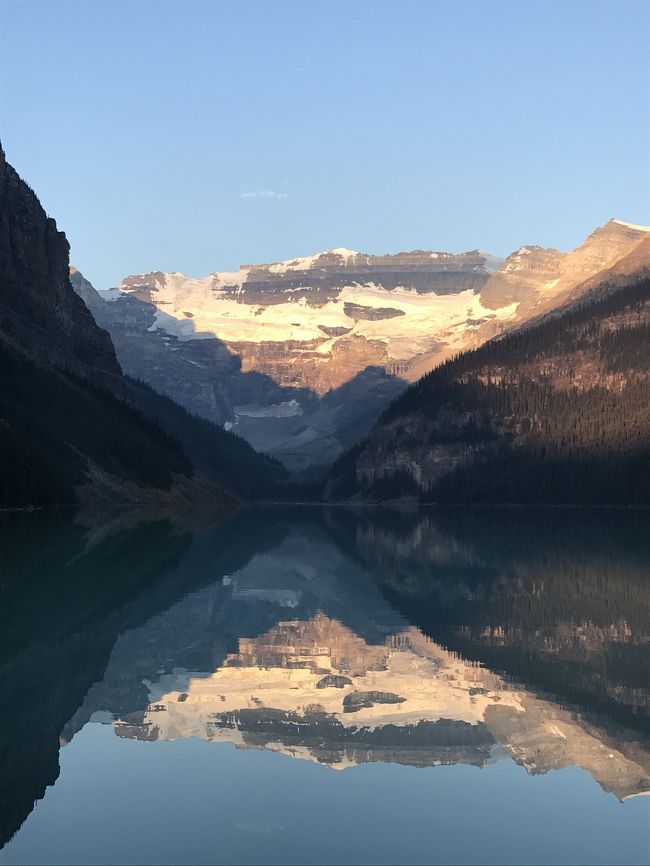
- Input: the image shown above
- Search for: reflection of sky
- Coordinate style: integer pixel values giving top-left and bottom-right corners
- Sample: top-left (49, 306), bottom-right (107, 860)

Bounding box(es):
top-left (2, 723), bottom-right (648, 866)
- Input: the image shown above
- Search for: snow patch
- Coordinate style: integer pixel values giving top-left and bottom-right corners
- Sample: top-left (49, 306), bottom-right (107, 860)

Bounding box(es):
top-left (328, 247), bottom-right (358, 260)
top-left (213, 269), bottom-right (249, 290)
top-left (266, 247), bottom-right (359, 274)
top-left (98, 289), bottom-right (122, 302)
top-left (478, 251), bottom-right (506, 273)
top-left (267, 252), bottom-right (324, 274)
top-left (128, 268), bottom-right (521, 362)
top-left (234, 400), bottom-right (303, 419)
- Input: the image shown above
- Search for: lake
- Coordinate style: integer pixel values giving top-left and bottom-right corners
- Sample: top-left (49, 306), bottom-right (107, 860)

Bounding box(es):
top-left (1, 505), bottom-right (649, 865)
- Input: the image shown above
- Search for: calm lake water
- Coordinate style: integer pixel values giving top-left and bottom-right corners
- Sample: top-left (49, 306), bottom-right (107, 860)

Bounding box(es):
top-left (1, 506), bottom-right (649, 865)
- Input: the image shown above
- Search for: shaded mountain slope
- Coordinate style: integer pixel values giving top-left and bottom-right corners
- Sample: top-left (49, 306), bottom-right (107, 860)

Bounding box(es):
top-left (0, 341), bottom-right (193, 506)
top-left (325, 273), bottom-right (650, 504)
top-left (70, 267), bottom-right (408, 474)
top-left (124, 377), bottom-right (290, 501)
top-left (71, 270), bottom-right (295, 498)
top-left (0, 147), bottom-right (236, 507)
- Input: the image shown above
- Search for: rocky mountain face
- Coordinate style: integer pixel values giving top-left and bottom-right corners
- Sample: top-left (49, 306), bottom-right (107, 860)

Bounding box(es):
top-left (0, 146), bottom-right (246, 508)
top-left (0, 147), bottom-right (120, 388)
top-left (325, 260), bottom-right (650, 504)
top-left (73, 221), bottom-right (650, 473)
top-left (480, 220), bottom-right (650, 313)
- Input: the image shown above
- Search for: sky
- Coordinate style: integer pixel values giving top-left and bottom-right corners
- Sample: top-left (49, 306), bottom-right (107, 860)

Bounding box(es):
top-left (1, 0), bottom-right (648, 289)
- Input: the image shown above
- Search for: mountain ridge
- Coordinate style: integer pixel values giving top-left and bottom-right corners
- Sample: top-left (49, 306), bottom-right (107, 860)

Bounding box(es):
top-left (72, 219), bottom-right (650, 473)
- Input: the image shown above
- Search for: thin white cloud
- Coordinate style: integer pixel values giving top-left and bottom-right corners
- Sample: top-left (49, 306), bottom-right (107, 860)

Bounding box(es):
top-left (240, 189), bottom-right (288, 200)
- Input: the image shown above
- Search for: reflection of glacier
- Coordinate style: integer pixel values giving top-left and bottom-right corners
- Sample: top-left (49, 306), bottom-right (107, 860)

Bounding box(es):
top-left (64, 525), bottom-right (650, 802)
top-left (119, 615), bottom-right (650, 799)
top-left (230, 586), bottom-right (301, 608)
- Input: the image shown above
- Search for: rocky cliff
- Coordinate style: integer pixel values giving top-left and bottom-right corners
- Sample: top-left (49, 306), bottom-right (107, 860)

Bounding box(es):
top-left (0, 146), bottom-right (120, 388)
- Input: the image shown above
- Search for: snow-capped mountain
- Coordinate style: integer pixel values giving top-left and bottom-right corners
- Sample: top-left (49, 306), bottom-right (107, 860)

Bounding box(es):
top-left (117, 247), bottom-right (509, 392)
top-left (71, 220), bottom-right (650, 472)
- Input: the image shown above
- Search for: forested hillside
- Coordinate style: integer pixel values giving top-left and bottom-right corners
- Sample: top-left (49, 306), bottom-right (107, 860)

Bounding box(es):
top-left (125, 377), bottom-right (291, 501)
top-left (0, 342), bottom-right (195, 507)
top-left (325, 277), bottom-right (650, 505)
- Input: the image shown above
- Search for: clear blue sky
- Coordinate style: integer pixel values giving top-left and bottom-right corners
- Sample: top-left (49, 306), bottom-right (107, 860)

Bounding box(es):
top-left (1, 0), bottom-right (648, 288)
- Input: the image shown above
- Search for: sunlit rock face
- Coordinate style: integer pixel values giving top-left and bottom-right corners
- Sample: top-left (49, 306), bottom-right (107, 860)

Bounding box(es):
top-left (71, 221), bottom-right (649, 471)
top-left (114, 249), bottom-right (513, 394)
top-left (480, 220), bottom-right (650, 315)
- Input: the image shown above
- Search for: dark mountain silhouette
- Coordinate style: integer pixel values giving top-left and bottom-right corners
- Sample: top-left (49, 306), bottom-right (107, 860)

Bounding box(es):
top-left (0, 146), bottom-right (288, 506)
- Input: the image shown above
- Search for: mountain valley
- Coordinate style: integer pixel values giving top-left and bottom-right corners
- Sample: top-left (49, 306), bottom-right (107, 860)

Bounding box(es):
top-left (71, 220), bottom-right (650, 475)
top-left (2, 138), bottom-right (649, 508)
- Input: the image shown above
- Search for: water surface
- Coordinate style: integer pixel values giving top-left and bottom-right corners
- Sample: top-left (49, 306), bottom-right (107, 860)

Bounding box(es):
top-left (1, 506), bottom-right (649, 865)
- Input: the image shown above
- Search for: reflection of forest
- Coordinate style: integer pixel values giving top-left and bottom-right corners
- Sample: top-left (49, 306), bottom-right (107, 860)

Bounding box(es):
top-left (2, 505), bottom-right (649, 849)
top-left (326, 507), bottom-right (650, 736)
top-left (0, 507), bottom-right (274, 848)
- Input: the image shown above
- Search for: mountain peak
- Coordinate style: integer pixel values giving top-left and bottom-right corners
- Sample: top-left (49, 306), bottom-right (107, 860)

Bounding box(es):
top-left (264, 247), bottom-right (361, 274)
top-left (610, 219), bottom-right (650, 233)
top-left (326, 247), bottom-right (359, 258)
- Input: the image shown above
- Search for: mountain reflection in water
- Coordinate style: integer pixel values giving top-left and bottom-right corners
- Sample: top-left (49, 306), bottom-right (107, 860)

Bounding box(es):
top-left (1, 505), bottom-right (649, 863)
